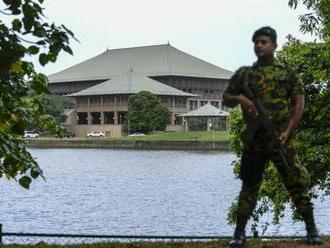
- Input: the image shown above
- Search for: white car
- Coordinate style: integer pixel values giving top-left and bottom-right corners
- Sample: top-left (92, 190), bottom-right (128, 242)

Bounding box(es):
top-left (24, 131), bottom-right (39, 138)
top-left (87, 131), bottom-right (105, 138)
top-left (129, 132), bottom-right (146, 137)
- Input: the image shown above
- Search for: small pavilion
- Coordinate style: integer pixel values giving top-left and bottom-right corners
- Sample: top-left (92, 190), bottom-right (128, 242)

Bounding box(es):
top-left (179, 104), bottom-right (229, 131)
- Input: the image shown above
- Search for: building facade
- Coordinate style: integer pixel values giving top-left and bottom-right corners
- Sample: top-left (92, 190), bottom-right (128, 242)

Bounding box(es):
top-left (48, 44), bottom-right (233, 136)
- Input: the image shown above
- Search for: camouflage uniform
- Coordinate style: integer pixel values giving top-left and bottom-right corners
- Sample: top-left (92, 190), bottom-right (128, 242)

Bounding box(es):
top-left (224, 60), bottom-right (316, 235)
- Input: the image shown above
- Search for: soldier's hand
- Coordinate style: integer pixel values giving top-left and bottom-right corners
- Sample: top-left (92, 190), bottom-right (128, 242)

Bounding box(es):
top-left (278, 130), bottom-right (290, 144)
top-left (238, 95), bottom-right (258, 118)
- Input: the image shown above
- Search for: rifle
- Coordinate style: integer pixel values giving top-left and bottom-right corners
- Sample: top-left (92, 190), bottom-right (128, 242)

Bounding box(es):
top-left (242, 84), bottom-right (297, 177)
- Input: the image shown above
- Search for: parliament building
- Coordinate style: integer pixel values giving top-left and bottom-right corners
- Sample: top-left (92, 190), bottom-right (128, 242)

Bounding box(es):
top-left (48, 44), bottom-right (233, 137)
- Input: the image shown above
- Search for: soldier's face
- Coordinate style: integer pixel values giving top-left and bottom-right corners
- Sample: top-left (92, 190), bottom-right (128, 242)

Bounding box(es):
top-left (253, 35), bottom-right (277, 59)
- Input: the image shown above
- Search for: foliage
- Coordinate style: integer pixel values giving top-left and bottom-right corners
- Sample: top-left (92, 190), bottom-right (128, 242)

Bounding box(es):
top-left (36, 94), bottom-right (73, 123)
top-left (278, 37), bottom-right (330, 190)
top-left (288, 0), bottom-right (330, 38)
top-left (0, 0), bottom-right (75, 188)
top-left (125, 91), bottom-right (170, 133)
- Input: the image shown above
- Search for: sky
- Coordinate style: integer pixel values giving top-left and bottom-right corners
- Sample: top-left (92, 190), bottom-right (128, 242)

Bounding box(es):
top-left (9, 0), bottom-right (315, 75)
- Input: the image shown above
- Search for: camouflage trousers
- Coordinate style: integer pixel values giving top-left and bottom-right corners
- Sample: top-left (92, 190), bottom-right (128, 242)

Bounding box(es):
top-left (235, 134), bottom-right (315, 233)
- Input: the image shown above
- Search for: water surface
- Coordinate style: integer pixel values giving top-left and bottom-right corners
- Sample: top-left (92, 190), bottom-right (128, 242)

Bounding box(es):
top-left (0, 149), bottom-right (329, 239)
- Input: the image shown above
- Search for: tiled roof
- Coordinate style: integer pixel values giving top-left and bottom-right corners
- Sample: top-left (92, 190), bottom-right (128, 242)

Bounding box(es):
top-left (69, 70), bottom-right (196, 97)
top-left (49, 44), bottom-right (233, 83)
top-left (179, 104), bottom-right (229, 117)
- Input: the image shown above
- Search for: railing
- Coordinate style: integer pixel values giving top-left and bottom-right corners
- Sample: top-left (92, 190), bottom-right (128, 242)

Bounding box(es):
top-left (0, 224), bottom-right (315, 245)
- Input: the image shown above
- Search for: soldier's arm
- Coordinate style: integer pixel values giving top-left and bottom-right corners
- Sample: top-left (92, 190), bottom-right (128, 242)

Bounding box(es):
top-left (278, 94), bottom-right (304, 144)
top-left (223, 93), bottom-right (258, 117)
top-left (222, 93), bottom-right (243, 107)
top-left (223, 67), bottom-right (258, 116)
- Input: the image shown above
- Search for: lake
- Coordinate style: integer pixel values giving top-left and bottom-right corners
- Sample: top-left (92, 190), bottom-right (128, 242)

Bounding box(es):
top-left (0, 149), bottom-right (329, 243)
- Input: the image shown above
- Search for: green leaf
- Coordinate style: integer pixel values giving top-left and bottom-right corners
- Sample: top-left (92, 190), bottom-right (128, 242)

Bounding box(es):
top-left (48, 54), bottom-right (57, 63)
top-left (39, 53), bottom-right (48, 66)
top-left (63, 45), bottom-right (73, 55)
top-left (22, 17), bottom-right (33, 32)
top-left (10, 120), bottom-right (26, 135)
top-left (30, 168), bottom-right (40, 179)
top-left (3, 0), bottom-right (11, 5)
top-left (29, 45), bottom-right (39, 55)
top-left (61, 24), bottom-right (74, 37)
top-left (31, 79), bottom-right (49, 94)
top-left (12, 19), bottom-right (22, 31)
top-left (22, 2), bottom-right (37, 18)
top-left (37, 40), bottom-right (46, 45)
top-left (19, 176), bottom-right (32, 189)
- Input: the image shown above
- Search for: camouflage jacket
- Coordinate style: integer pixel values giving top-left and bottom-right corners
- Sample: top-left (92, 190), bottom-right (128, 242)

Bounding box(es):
top-left (224, 60), bottom-right (304, 128)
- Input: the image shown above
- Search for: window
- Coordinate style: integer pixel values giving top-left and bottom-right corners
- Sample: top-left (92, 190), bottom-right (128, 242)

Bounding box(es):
top-left (77, 112), bottom-right (88, 125)
top-left (90, 97), bottom-right (101, 107)
top-left (77, 97), bottom-right (88, 108)
top-left (200, 101), bottom-right (208, 107)
top-left (189, 101), bottom-right (198, 111)
top-left (91, 112), bottom-right (101, 125)
top-left (174, 114), bottom-right (183, 125)
top-left (118, 112), bottom-right (127, 124)
top-left (211, 101), bottom-right (219, 108)
top-left (175, 98), bottom-right (182, 104)
top-left (104, 112), bottom-right (114, 124)
top-left (103, 96), bottom-right (114, 106)
top-left (117, 95), bottom-right (128, 106)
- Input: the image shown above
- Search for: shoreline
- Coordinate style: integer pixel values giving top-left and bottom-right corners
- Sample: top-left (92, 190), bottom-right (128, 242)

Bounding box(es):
top-left (25, 139), bottom-right (230, 151)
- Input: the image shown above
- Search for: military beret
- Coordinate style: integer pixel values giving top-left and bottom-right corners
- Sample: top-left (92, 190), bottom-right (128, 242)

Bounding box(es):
top-left (252, 26), bottom-right (277, 43)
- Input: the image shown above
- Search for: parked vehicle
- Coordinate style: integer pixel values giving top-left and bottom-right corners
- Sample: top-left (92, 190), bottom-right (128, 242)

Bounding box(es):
top-left (129, 132), bottom-right (146, 137)
top-left (24, 131), bottom-right (39, 138)
top-left (86, 131), bottom-right (105, 138)
top-left (64, 131), bottom-right (75, 138)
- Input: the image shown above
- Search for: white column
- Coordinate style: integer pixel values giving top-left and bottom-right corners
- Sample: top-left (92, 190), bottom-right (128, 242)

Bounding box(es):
top-left (207, 117), bottom-right (212, 132)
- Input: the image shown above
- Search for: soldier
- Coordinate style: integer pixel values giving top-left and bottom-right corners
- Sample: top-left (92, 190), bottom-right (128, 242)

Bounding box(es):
top-left (223, 26), bottom-right (322, 247)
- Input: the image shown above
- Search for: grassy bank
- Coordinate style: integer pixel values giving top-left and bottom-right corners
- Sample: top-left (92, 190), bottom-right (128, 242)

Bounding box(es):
top-left (122, 131), bottom-right (230, 141)
top-left (38, 131), bottom-right (230, 142)
top-left (25, 131), bottom-right (230, 150)
top-left (3, 238), bottom-right (330, 247)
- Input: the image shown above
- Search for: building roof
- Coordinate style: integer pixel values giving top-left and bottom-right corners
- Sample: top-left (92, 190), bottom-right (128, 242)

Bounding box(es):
top-left (49, 44), bottom-right (233, 83)
top-left (68, 70), bottom-right (196, 97)
top-left (179, 104), bottom-right (229, 117)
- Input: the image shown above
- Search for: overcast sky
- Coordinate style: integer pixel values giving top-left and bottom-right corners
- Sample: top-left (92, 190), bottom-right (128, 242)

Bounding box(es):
top-left (17, 0), bottom-right (314, 75)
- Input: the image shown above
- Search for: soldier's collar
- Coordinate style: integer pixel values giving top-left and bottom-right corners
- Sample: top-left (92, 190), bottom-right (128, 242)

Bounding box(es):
top-left (252, 58), bottom-right (284, 68)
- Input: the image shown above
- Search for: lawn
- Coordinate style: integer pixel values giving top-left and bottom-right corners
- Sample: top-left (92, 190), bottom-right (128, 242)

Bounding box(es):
top-left (37, 131), bottom-right (230, 142)
top-left (38, 131), bottom-right (230, 141)
top-left (122, 131), bottom-right (230, 141)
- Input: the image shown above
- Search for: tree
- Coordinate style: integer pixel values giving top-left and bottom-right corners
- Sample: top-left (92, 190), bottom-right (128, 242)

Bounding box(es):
top-left (126, 91), bottom-right (170, 133)
top-left (36, 94), bottom-right (73, 123)
top-left (288, 0), bottom-right (330, 39)
top-left (227, 0), bottom-right (330, 236)
top-left (0, 0), bottom-right (75, 188)
top-left (278, 37), bottom-right (330, 185)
